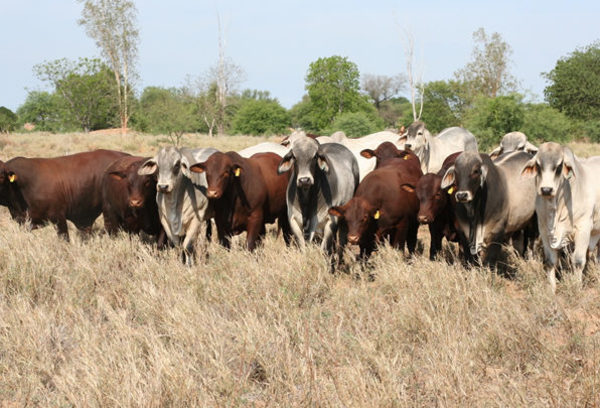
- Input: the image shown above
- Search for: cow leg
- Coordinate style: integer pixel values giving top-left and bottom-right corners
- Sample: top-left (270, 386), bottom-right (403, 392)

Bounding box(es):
top-left (245, 212), bottom-right (264, 252)
top-left (205, 219), bottom-right (213, 241)
top-left (156, 228), bottom-right (168, 250)
top-left (278, 214), bottom-right (293, 246)
top-left (321, 218), bottom-right (338, 255)
top-left (336, 218), bottom-right (349, 269)
top-left (541, 235), bottom-right (559, 293)
top-left (56, 218), bottom-right (70, 242)
top-left (572, 227), bottom-right (592, 289)
top-left (429, 223), bottom-right (444, 260)
top-left (406, 219), bottom-right (418, 255)
top-left (289, 217), bottom-right (305, 249)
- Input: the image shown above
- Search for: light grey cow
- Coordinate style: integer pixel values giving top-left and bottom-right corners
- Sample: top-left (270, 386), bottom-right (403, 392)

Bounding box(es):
top-left (138, 146), bottom-right (217, 266)
top-left (277, 134), bottom-right (359, 258)
top-left (238, 142), bottom-right (289, 158)
top-left (490, 131), bottom-right (538, 159)
top-left (521, 142), bottom-right (600, 292)
top-left (400, 121), bottom-right (478, 174)
top-left (441, 151), bottom-right (536, 266)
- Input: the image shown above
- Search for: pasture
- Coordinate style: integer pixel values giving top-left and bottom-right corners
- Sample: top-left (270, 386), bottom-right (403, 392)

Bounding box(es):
top-left (1, 131), bottom-right (600, 406)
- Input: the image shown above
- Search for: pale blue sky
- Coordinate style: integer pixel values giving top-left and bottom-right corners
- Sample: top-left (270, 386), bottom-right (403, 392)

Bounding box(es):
top-left (1, 1), bottom-right (599, 112)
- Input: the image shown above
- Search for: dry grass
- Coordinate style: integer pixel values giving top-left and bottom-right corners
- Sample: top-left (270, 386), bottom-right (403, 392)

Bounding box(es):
top-left (1, 132), bottom-right (600, 407)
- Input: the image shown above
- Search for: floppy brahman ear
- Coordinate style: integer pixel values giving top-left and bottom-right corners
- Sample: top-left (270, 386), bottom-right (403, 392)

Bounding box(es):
top-left (489, 146), bottom-right (503, 160)
top-left (440, 166), bottom-right (455, 189)
top-left (280, 138), bottom-right (290, 147)
top-left (189, 162), bottom-right (206, 173)
top-left (360, 149), bottom-right (376, 159)
top-left (277, 151), bottom-right (295, 174)
top-left (562, 147), bottom-right (576, 179)
top-left (317, 153), bottom-right (329, 173)
top-left (521, 157), bottom-right (538, 178)
top-left (398, 134), bottom-right (408, 144)
top-left (138, 157), bottom-right (158, 176)
top-left (401, 183), bottom-right (415, 193)
top-left (524, 142), bottom-right (538, 155)
top-left (328, 206), bottom-right (344, 217)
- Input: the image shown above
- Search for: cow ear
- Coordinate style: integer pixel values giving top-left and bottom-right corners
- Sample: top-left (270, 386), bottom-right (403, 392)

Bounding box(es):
top-left (360, 149), bottom-right (376, 159)
top-left (401, 183), bottom-right (415, 193)
top-left (281, 138), bottom-right (290, 147)
top-left (232, 164), bottom-right (242, 177)
top-left (317, 154), bottom-right (329, 173)
top-left (138, 157), bottom-right (158, 176)
top-left (489, 146), bottom-right (502, 160)
top-left (398, 134), bottom-right (407, 144)
top-left (521, 157), bottom-right (538, 178)
top-left (440, 166), bottom-right (455, 189)
top-left (277, 151), bottom-right (295, 174)
top-left (109, 171), bottom-right (126, 181)
top-left (525, 142), bottom-right (538, 155)
top-left (562, 147), bottom-right (576, 180)
top-left (480, 164), bottom-right (488, 185)
top-left (189, 162), bottom-right (206, 173)
top-left (328, 206), bottom-right (344, 217)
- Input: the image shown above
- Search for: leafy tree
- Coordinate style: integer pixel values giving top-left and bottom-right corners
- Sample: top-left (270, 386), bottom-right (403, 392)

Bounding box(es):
top-left (325, 111), bottom-right (383, 138)
top-left (289, 95), bottom-right (322, 132)
top-left (231, 99), bottom-right (290, 135)
top-left (0, 107), bottom-right (17, 133)
top-left (34, 58), bottom-right (118, 131)
top-left (378, 97), bottom-right (412, 128)
top-left (136, 87), bottom-right (199, 137)
top-left (543, 41), bottom-right (600, 121)
top-left (521, 103), bottom-right (574, 144)
top-left (305, 56), bottom-right (362, 130)
top-left (361, 73), bottom-right (406, 109)
top-left (418, 80), bottom-right (470, 133)
top-left (16, 91), bottom-right (68, 132)
top-left (78, 0), bottom-right (139, 132)
top-left (464, 94), bottom-right (524, 151)
top-left (455, 28), bottom-right (518, 98)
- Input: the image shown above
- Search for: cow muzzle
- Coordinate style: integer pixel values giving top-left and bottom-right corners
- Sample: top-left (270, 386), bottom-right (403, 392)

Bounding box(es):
top-left (157, 184), bottom-right (171, 193)
top-left (206, 188), bottom-right (221, 199)
top-left (347, 234), bottom-right (360, 245)
top-left (455, 190), bottom-right (472, 203)
top-left (297, 177), bottom-right (313, 189)
top-left (129, 197), bottom-right (143, 208)
top-left (540, 187), bottom-right (554, 197)
top-left (418, 214), bottom-right (432, 224)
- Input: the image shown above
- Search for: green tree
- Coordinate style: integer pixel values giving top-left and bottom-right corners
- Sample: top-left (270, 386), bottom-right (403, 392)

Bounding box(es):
top-left (455, 28), bottom-right (518, 98)
top-left (0, 107), bottom-right (17, 133)
top-left (136, 87), bottom-right (199, 137)
top-left (78, 0), bottom-right (139, 132)
top-left (305, 56), bottom-right (362, 130)
top-left (544, 41), bottom-right (600, 121)
top-left (464, 94), bottom-right (524, 151)
top-left (231, 99), bottom-right (290, 135)
top-left (16, 91), bottom-right (68, 132)
top-left (521, 103), bottom-right (574, 144)
top-left (325, 111), bottom-right (382, 138)
top-left (418, 80), bottom-right (470, 133)
top-left (34, 58), bottom-right (119, 131)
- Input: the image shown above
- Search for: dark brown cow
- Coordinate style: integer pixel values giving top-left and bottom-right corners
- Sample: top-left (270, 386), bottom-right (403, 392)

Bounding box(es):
top-left (328, 155), bottom-right (422, 260)
top-left (400, 152), bottom-right (471, 260)
top-left (102, 155), bottom-right (166, 246)
top-left (189, 151), bottom-right (291, 251)
top-left (0, 149), bottom-right (129, 240)
top-left (360, 141), bottom-right (420, 169)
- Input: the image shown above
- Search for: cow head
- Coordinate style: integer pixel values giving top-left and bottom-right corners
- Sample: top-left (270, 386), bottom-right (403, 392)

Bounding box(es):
top-left (521, 142), bottom-right (575, 198)
top-left (277, 135), bottom-right (327, 190)
top-left (441, 152), bottom-right (487, 203)
top-left (189, 152), bottom-right (241, 200)
top-left (360, 142), bottom-right (415, 169)
top-left (490, 132), bottom-right (538, 159)
top-left (398, 121), bottom-right (430, 153)
top-left (138, 146), bottom-right (189, 194)
top-left (110, 157), bottom-right (156, 208)
top-left (403, 174), bottom-right (447, 224)
top-left (0, 160), bottom-right (17, 196)
top-left (329, 197), bottom-right (378, 245)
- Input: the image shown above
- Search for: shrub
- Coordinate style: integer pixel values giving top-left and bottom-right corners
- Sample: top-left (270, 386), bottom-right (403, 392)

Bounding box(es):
top-left (0, 106), bottom-right (17, 133)
top-left (231, 99), bottom-right (290, 135)
top-left (325, 111), bottom-right (383, 138)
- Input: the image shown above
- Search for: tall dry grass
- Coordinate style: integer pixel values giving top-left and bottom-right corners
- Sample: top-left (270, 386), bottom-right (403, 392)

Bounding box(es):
top-left (1, 132), bottom-right (600, 406)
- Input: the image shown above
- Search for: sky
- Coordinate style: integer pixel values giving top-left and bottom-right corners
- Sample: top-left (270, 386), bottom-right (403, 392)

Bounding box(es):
top-left (1, 0), bottom-right (599, 112)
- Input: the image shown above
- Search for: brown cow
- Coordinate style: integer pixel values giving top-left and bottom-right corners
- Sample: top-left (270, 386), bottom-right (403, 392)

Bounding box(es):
top-left (102, 155), bottom-right (166, 246)
top-left (0, 149), bottom-right (129, 240)
top-left (189, 151), bottom-right (291, 251)
top-left (360, 141), bottom-right (420, 169)
top-left (328, 155), bottom-right (422, 260)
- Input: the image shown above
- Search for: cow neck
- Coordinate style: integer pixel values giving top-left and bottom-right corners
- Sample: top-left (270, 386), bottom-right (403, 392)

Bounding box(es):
top-left (297, 169), bottom-right (325, 238)
top-left (5, 181), bottom-right (29, 222)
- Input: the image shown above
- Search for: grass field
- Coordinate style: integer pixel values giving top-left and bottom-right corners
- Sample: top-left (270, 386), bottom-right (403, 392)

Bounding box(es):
top-left (1, 131), bottom-right (600, 406)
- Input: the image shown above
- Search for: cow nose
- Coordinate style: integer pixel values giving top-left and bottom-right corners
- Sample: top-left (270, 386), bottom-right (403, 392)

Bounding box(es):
top-left (129, 198), bottom-right (143, 208)
top-left (541, 187), bottom-right (553, 196)
top-left (348, 234), bottom-right (359, 244)
top-left (404, 143), bottom-right (412, 150)
top-left (157, 184), bottom-right (169, 193)
top-left (297, 177), bottom-right (312, 188)
top-left (207, 189), bottom-right (220, 199)
top-left (418, 215), bottom-right (430, 224)
top-left (456, 191), bottom-right (469, 202)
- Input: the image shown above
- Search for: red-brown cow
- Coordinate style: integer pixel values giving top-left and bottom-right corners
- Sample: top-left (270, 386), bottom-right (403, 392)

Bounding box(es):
top-left (400, 152), bottom-right (471, 260)
top-left (0, 149), bottom-right (129, 240)
top-left (189, 151), bottom-right (291, 251)
top-left (360, 141), bottom-right (419, 169)
top-left (328, 156), bottom-right (422, 260)
top-left (102, 155), bottom-right (166, 246)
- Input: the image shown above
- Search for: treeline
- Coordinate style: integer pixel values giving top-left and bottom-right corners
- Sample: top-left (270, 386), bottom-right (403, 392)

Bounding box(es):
top-left (1, 37), bottom-right (599, 152)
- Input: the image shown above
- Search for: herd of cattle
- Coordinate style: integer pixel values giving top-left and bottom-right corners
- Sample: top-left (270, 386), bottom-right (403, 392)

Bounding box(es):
top-left (1, 122), bottom-right (599, 292)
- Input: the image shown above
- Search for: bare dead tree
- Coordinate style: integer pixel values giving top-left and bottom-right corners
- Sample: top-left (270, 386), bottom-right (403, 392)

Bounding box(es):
top-left (361, 73), bottom-right (406, 109)
top-left (402, 30), bottom-right (424, 121)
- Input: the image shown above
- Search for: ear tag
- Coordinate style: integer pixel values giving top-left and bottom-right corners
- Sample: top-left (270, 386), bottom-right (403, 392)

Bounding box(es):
top-left (234, 168), bottom-right (241, 177)
top-left (447, 186), bottom-right (454, 194)
top-left (373, 210), bottom-right (380, 220)
top-left (8, 174), bottom-right (16, 183)
top-left (404, 155), bottom-right (409, 160)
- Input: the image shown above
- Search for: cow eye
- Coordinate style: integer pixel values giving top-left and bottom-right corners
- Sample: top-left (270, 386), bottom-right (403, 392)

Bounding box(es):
top-left (555, 163), bottom-right (563, 175)
top-left (173, 162), bottom-right (180, 173)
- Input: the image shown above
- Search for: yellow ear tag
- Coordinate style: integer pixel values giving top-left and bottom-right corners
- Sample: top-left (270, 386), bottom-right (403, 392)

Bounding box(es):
top-left (404, 155), bottom-right (409, 160)
top-left (373, 210), bottom-right (380, 220)
top-left (234, 168), bottom-right (241, 177)
top-left (447, 186), bottom-right (454, 194)
top-left (8, 174), bottom-right (15, 183)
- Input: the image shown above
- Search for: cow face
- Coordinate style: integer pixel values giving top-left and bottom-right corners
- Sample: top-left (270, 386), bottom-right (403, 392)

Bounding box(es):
top-left (398, 121), bottom-right (429, 152)
top-left (278, 136), bottom-right (327, 189)
top-left (441, 152), bottom-right (487, 203)
top-left (360, 142), bottom-right (412, 168)
top-left (0, 160), bottom-right (17, 197)
top-left (404, 174), bottom-right (447, 224)
top-left (329, 197), bottom-right (378, 245)
top-left (111, 159), bottom-right (157, 208)
top-left (521, 142), bottom-right (574, 198)
top-left (189, 152), bottom-right (240, 200)
top-left (139, 147), bottom-right (186, 194)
